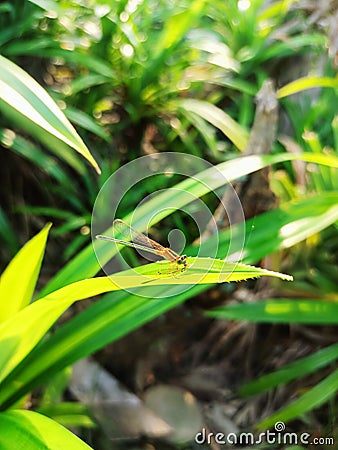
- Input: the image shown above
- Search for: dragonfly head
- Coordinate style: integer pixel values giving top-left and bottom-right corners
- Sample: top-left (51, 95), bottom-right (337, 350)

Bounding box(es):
top-left (177, 254), bottom-right (188, 270)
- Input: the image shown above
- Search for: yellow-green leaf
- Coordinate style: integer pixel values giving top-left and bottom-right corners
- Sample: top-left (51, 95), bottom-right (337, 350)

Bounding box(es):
top-left (0, 223), bottom-right (52, 324)
top-left (109, 257), bottom-right (293, 287)
top-left (0, 258), bottom-right (291, 383)
top-left (277, 76), bottom-right (338, 98)
top-left (0, 277), bottom-right (115, 383)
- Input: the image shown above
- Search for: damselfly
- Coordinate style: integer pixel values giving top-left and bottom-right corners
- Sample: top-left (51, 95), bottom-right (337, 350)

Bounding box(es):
top-left (96, 219), bottom-right (188, 273)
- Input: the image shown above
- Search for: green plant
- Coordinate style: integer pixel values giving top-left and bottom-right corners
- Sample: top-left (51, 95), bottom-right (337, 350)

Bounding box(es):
top-left (0, 150), bottom-right (336, 447)
top-left (0, 217), bottom-right (292, 445)
top-left (0, 55), bottom-right (100, 173)
top-left (208, 300), bottom-right (338, 428)
top-left (1, 0), bottom-right (332, 268)
top-left (0, 52), bottom-right (101, 260)
top-left (274, 78), bottom-right (338, 294)
top-left (204, 76), bottom-right (338, 428)
top-left (1, 2), bottom-right (337, 443)
top-left (0, 1), bottom-right (54, 52)
top-left (6, 0), bottom-right (249, 156)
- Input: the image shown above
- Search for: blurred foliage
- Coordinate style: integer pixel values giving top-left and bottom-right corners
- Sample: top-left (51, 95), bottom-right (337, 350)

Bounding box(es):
top-left (1, 0), bottom-right (336, 262)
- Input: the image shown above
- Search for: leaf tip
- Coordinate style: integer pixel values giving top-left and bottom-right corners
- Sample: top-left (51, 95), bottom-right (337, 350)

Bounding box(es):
top-left (44, 222), bottom-right (53, 232)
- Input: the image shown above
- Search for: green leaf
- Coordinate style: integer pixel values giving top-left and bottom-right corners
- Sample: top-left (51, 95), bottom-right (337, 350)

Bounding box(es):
top-left (0, 277), bottom-right (116, 384)
top-left (39, 245), bottom-right (101, 297)
top-left (277, 76), bottom-right (338, 99)
top-left (37, 402), bottom-right (95, 428)
top-left (28, 0), bottom-right (61, 14)
top-left (261, 34), bottom-right (327, 62)
top-left (239, 192), bottom-right (338, 262)
top-left (0, 258), bottom-right (290, 384)
top-left (64, 107), bottom-right (110, 142)
top-left (240, 343), bottom-right (338, 396)
top-left (0, 55), bottom-right (100, 174)
top-left (39, 152), bottom-right (338, 296)
top-left (0, 259), bottom-right (290, 407)
top-left (0, 410), bottom-right (92, 449)
top-left (256, 369), bottom-right (338, 429)
top-left (65, 74), bottom-right (109, 96)
top-left (107, 258), bottom-right (293, 286)
top-left (153, 0), bottom-right (206, 55)
top-left (0, 223), bottom-right (52, 324)
top-left (0, 128), bottom-right (74, 186)
top-left (207, 299), bottom-right (338, 324)
top-left (39, 366), bottom-right (72, 406)
top-left (177, 98), bottom-right (249, 150)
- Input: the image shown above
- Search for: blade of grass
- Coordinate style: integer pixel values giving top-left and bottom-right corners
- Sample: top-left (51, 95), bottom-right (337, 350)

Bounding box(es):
top-left (256, 369), bottom-right (338, 429)
top-left (240, 343), bottom-right (338, 396)
top-left (277, 76), bottom-right (338, 99)
top-left (0, 261), bottom-right (290, 407)
top-left (206, 299), bottom-right (338, 324)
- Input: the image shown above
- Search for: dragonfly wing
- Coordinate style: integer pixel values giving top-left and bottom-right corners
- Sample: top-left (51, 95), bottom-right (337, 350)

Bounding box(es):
top-left (113, 219), bottom-right (163, 253)
top-left (112, 219), bottom-right (181, 261)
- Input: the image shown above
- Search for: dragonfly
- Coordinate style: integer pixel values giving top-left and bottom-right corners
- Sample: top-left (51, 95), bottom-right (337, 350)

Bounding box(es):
top-left (96, 219), bottom-right (188, 273)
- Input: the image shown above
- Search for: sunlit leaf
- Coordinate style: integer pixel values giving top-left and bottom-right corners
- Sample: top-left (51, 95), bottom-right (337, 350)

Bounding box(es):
top-left (0, 410), bottom-right (92, 449)
top-left (0, 223), bottom-right (51, 324)
top-left (0, 276), bottom-right (115, 383)
top-left (0, 258), bottom-right (290, 406)
top-left (40, 152), bottom-right (338, 296)
top-left (277, 76), bottom-right (338, 99)
top-left (0, 55), bottom-right (100, 173)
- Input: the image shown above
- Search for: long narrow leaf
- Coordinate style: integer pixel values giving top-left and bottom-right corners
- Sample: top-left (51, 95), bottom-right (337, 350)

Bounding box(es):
top-left (256, 369), bottom-right (338, 429)
top-left (153, 0), bottom-right (206, 55)
top-left (277, 76), bottom-right (338, 99)
top-left (1, 191), bottom-right (336, 408)
top-left (0, 260), bottom-right (290, 387)
top-left (177, 98), bottom-right (249, 150)
top-left (39, 152), bottom-right (338, 296)
top-left (240, 343), bottom-right (338, 396)
top-left (0, 277), bottom-right (115, 384)
top-left (0, 223), bottom-right (51, 324)
top-left (0, 55), bottom-right (100, 173)
top-left (207, 299), bottom-right (338, 324)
